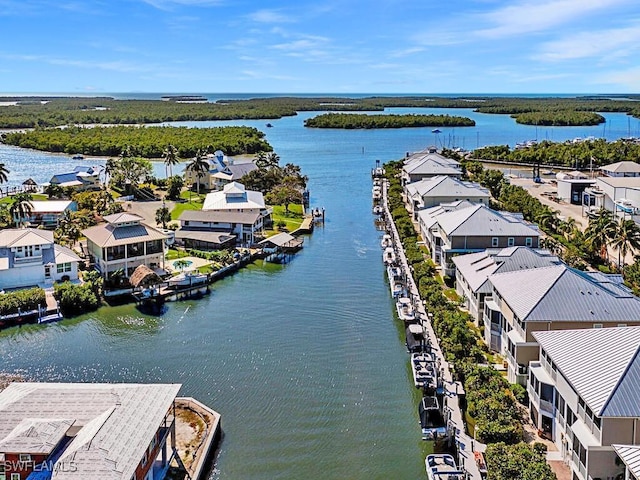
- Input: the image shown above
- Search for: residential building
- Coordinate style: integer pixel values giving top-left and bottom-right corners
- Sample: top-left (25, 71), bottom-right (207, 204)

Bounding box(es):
top-left (0, 382), bottom-right (181, 480)
top-left (48, 166), bottom-right (100, 191)
top-left (202, 181), bottom-right (271, 222)
top-left (401, 150), bottom-right (462, 184)
top-left (184, 151), bottom-right (258, 191)
top-left (485, 264), bottom-right (640, 384)
top-left (82, 212), bottom-right (167, 279)
top-left (420, 203), bottom-right (540, 276)
top-left (24, 200), bottom-right (77, 229)
top-left (452, 247), bottom-right (559, 324)
top-left (177, 209), bottom-right (263, 248)
top-left (404, 175), bottom-right (490, 218)
top-left (528, 327), bottom-right (640, 480)
top-left (0, 229), bottom-right (80, 289)
top-left (600, 160), bottom-right (640, 178)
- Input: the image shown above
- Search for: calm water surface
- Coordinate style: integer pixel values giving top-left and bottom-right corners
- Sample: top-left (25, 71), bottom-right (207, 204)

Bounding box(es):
top-left (0, 106), bottom-right (639, 479)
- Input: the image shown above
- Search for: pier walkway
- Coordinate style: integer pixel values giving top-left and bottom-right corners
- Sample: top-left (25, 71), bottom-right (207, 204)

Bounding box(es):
top-left (381, 179), bottom-right (485, 480)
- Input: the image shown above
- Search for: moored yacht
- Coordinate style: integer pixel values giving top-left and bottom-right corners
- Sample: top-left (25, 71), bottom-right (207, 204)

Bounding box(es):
top-left (425, 454), bottom-right (464, 480)
top-left (383, 247), bottom-right (396, 265)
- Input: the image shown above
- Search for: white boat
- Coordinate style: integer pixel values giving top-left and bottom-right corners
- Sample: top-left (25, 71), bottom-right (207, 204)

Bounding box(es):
top-left (411, 352), bottom-right (438, 390)
top-left (373, 205), bottom-right (383, 215)
top-left (419, 396), bottom-right (448, 441)
top-left (380, 234), bottom-right (392, 248)
top-left (425, 454), bottom-right (464, 480)
top-left (615, 198), bottom-right (637, 214)
top-left (167, 271), bottom-right (208, 288)
top-left (372, 190), bottom-right (382, 201)
top-left (396, 297), bottom-right (415, 322)
top-left (383, 247), bottom-right (396, 265)
top-left (387, 265), bottom-right (404, 297)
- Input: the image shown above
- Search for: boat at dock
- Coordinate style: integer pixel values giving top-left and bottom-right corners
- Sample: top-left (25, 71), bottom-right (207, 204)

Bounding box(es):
top-left (419, 396), bottom-right (448, 441)
top-left (395, 296), bottom-right (416, 322)
top-left (425, 454), bottom-right (464, 480)
top-left (373, 205), bottom-right (383, 215)
top-left (380, 234), bottom-right (392, 248)
top-left (411, 351), bottom-right (438, 390)
top-left (167, 271), bottom-right (208, 288)
top-left (387, 265), bottom-right (404, 297)
top-left (406, 323), bottom-right (427, 353)
top-left (383, 247), bottom-right (396, 265)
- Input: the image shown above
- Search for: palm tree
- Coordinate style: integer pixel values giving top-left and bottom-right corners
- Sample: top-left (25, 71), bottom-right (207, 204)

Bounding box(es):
top-left (155, 204), bottom-right (171, 229)
top-left (584, 208), bottom-right (616, 262)
top-left (104, 158), bottom-right (118, 189)
top-left (186, 150), bottom-right (209, 195)
top-left (558, 217), bottom-right (578, 242)
top-left (0, 163), bottom-right (9, 184)
top-left (255, 151), bottom-right (280, 170)
top-left (611, 218), bottom-right (640, 269)
top-left (535, 206), bottom-right (560, 233)
top-left (162, 144), bottom-right (180, 179)
top-left (9, 192), bottom-right (34, 227)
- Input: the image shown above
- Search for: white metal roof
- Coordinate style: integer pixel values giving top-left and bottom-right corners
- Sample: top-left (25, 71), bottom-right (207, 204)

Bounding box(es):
top-left (0, 382), bottom-right (181, 480)
top-left (29, 200), bottom-right (75, 214)
top-left (54, 244), bottom-right (81, 264)
top-left (0, 228), bottom-right (53, 248)
top-left (533, 327), bottom-right (640, 416)
top-left (406, 176), bottom-right (489, 200)
top-left (203, 183), bottom-right (265, 211)
top-left (613, 445), bottom-right (640, 479)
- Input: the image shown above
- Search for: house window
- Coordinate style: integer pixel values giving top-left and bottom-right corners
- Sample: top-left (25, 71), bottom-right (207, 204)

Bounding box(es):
top-left (507, 237), bottom-right (515, 247)
top-left (11, 474), bottom-right (20, 480)
top-left (57, 263), bottom-right (72, 274)
top-left (593, 323), bottom-right (603, 328)
top-left (491, 237), bottom-right (499, 247)
top-left (525, 237), bottom-right (533, 247)
top-left (618, 323), bottom-right (627, 327)
top-left (18, 455), bottom-right (30, 463)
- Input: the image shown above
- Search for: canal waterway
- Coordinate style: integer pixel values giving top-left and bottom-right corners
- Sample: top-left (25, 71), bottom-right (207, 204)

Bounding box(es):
top-left (0, 103), bottom-right (639, 479)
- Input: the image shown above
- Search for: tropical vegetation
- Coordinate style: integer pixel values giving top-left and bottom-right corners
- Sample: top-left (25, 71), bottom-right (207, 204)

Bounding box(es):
top-left (485, 442), bottom-right (556, 480)
top-left (53, 282), bottom-right (100, 316)
top-left (0, 287), bottom-right (46, 316)
top-left (304, 113), bottom-right (475, 129)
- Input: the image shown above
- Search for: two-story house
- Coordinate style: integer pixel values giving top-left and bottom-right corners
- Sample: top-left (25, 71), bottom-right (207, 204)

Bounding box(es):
top-left (0, 382), bottom-right (182, 480)
top-left (48, 166), bottom-right (101, 191)
top-left (82, 212), bottom-right (167, 279)
top-left (404, 175), bottom-right (490, 219)
top-left (185, 151), bottom-right (258, 191)
top-left (529, 327), bottom-right (640, 480)
top-left (452, 246), bottom-right (560, 325)
top-left (485, 264), bottom-right (640, 385)
top-left (25, 200), bottom-right (77, 229)
top-left (177, 210), bottom-right (262, 248)
top-left (0, 229), bottom-right (80, 289)
top-left (202, 181), bottom-right (271, 223)
top-left (421, 203), bottom-right (541, 277)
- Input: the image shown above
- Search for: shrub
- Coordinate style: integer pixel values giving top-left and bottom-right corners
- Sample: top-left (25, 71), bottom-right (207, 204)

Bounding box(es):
top-left (0, 287), bottom-right (46, 316)
top-left (54, 282), bottom-right (100, 317)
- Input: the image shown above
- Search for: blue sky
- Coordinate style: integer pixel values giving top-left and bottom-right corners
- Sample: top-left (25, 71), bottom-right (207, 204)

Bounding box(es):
top-left (2, 0), bottom-right (640, 94)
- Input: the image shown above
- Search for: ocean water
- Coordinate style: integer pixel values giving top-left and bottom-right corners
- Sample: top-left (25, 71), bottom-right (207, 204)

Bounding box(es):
top-left (0, 102), bottom-right (638, 479)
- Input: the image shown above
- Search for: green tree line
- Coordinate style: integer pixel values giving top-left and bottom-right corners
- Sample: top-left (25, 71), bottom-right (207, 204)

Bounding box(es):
top-left (304, 113), bottom-right (475, 129)
top-left (1, 125), bottom-right (272, 157)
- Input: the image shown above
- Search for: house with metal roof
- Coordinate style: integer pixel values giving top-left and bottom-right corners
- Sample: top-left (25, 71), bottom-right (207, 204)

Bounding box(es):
top-left (0, 229), bottom-right (81, 290)
top-left (420, 203), bottom-right (540, 276)
top-left (484, 264), bottom-right (640, 385)
top-left (528, 327), bottom-right (640, 480)
top-left (452, 247), bottom-right (560, 325)
top-left (24, 200), bottom-right (77, 229)
top-left (184, 151), bottom-right (258, 191)
top-left (177, 209), bottom-right (263, 248)
top-left (600, 161), bottom-right (640, 178)
top-left (404, 176), bottom-right (490, 218)
top-left (0, 382), bottom-right (181, 480)
top-left (82, 213), bottom-right (167, 279)
top-left (591, 176), bottom-right (640, 217)
top-left (401, 151), bottom-right (462, 185)
top-left (48, 166), bottom-right (100, 191)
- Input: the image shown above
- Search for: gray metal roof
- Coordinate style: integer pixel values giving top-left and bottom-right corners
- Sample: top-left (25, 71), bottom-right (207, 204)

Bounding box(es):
top-left (436, 204), bottom-right (540, 238)
top-left (82, 222), bottom-right (167, 248)
top-left (490, 264), bottom-right (640, 322)
top-left (453, 247), bottom-right (559, 294)
top-left (533, 327), bottom-right (640, 416)
top-left (175, 229), bottom-right (236, 244)
top-left (403, 150), bottom-right (461, 168)
top-left (403, 158), bottom-right (462, 176)
top-left (0, 382), bottom-right (181, 479)
top-left (417, 200), bottom-right (476, 230)
top-left (406, 176), bottom-right (489, 200)
top-left (601, 161), bottom-right (640, 173)
top-left (179, 209), bottom-right (260, 225)
top-left (613, 445), bottom-right (640, 479)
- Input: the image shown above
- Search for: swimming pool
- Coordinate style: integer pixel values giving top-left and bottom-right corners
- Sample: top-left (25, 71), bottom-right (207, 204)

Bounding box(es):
top-left (172, 259), bottom-right (193, 269)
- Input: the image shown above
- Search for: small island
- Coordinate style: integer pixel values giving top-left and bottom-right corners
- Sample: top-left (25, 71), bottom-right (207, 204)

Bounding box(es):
top-left (513, 111), bottom-right (605, 126)
top-left (303, 113), bottom-right (475, 129)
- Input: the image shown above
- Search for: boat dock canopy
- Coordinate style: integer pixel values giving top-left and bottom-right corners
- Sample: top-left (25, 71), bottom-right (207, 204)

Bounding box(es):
top-left (259, 232), bottom-right (303, 250)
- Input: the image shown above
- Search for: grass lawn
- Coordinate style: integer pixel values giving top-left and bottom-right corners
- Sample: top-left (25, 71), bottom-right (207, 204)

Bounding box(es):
top-left (165, 248), bottom-right (191, 260)
top-left (171, 191), bottom-right (206, 220)
top-left (0, 193), bottom-right (48, 204)
top-left (269, 204), bottom-right (305, 233)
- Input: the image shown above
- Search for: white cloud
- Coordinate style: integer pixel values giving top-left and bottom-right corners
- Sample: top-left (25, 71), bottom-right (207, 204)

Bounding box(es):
top-left (592, 67), bottom-right (640, 89)
top-left (475, 0), bottom-right (629, 38)
top-left (140, 0), bottom-right (223, 11)
top-left (247, 9), bottom-right (296, 24)
top-left (0, 52), bottom-right (153, 73)
top-left (534, 23), bottom-right (640, 61)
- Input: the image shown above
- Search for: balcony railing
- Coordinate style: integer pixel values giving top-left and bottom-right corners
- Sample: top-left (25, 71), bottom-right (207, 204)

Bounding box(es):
top-left (14, 255), bottom-right (42, 265)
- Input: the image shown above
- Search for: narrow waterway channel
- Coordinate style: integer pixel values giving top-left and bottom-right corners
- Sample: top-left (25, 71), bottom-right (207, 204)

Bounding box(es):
top-left (0, 105), bottom-right (638, 478)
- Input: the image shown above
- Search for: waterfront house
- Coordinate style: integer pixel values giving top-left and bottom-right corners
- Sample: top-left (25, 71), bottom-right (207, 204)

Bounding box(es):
top-left (48, 166), bottom-right (101, 191)
top-left (82, 212), bottom-right (167, 279)
top-left (184, 151), bottom-right (258, 191)
top-left (401, 150), bottom-right (462, 185)
top-left (420, 203), bottom-right (541, 276)
top-left (600, 160), bottom-right (640, 178)
top-left (404, 175), bottom-right (490, 218)
top-left (202, 181), bottom-right (272, 225)
top-left (0, 382), bottom-right (181, 480)
top-left (0, 229), bottom-right (80, 290)
top-left (177, 209), bottom-right (262, 248)
top-left (528, 327), bottom-right (640, 480)
top-left (24, 200), bottom-right (77, 229)
top-left (452, 247), bottom-right (560, 325)
top-left (485, 264), bottom-right (640, 385)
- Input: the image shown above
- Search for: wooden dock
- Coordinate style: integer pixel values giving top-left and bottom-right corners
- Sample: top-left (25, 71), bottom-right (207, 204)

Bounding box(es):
top-left (381, 179), bottom-right (486, 480)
